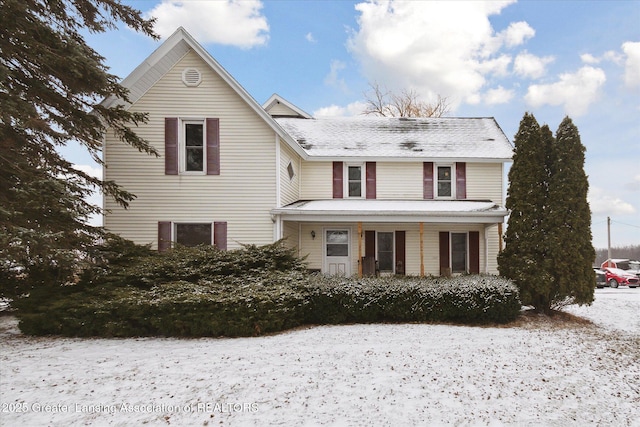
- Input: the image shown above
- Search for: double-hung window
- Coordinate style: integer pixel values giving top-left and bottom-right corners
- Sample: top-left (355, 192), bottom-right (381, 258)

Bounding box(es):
top-left (346, 164), bottom-right (363, 198)
top-left (437, 165), bottom-right (453, 198)
top-left (183, 121), bottom-right (205, 173)
top-left (165, 117), bottom-right (219, 176)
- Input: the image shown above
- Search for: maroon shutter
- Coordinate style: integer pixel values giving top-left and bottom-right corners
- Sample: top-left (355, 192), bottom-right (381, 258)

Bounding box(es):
top-left (165, 118), bottom-right (178, 175)
top-left (365, 230), bottom-right (376, 258)
top-left (366, 162), bottom-right (376, 199)
top-left (395, 231), bottom-right (406, 275)
top-left (206, 118), bottom-right (220, 175)
top-left (214, 222), bottom-right (227, 250)
top-left (423, 162), bottom-right (434, 199)
top-left (158, 221), bottom-right (172, 252)
top-left (456, 162), bottom-right (466, 199)
top-left (333, 162), bottom-right (343, 199)
top-left (439, 231), bottom-right (450, 276)
top-left (469, 231), bottom-right (480, 274)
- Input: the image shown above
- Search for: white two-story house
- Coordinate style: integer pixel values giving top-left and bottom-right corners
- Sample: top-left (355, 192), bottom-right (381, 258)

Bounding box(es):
top-left (103, 27), bottom-right (513, 277)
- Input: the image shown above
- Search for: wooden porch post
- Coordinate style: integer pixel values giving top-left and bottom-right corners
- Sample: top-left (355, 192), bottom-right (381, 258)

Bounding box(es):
top-left (358, 222), bottom-right (363, 278)
top-left (498, 223), bottom-right (503, 252)
top-left (419, 222), bottom-right (425, 277)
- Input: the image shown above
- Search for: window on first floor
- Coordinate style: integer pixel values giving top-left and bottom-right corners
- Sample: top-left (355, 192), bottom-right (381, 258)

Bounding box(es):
top-left (158, 221), bottom-right (227, 252)
top-left (175, 223), bottom-right (212, 246)
top-left (377, 232), bottom-right (394, 272)
top-left (451, 232), bottom-right (467, 273)
top-left (326, 230), bottom-right (349, 256)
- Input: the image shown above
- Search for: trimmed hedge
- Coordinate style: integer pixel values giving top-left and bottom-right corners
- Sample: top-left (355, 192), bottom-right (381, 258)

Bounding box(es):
top-left (304, 275), bottom-right (520, 325)
top-left (16, 241), bottom-right (521, 337)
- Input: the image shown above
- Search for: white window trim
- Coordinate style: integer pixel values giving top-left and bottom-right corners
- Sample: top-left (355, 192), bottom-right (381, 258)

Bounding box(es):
top-left (172, 222), bottom-right (214, 245)
top-left (344, 163), bottom-right (365, 199)
top-left (435, 163), bottom-right (455, 200)
top-left (179, 118), bottom-right (206, 175)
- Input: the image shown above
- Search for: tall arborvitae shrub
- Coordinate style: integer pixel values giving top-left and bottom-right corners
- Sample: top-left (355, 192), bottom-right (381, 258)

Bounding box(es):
top-left (500, 113), bottom-right (595, 312)
top-left (546, 117), bottom-right (595, 308)
top-left (498, 113), bottom-right (553, 309)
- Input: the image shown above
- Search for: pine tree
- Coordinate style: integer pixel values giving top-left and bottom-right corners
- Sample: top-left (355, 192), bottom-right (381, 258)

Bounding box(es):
top-left (498, 114), bottom-right (554, 310)
top-left (546, 117), bottom-right (595, 308)
top-left (500, 113), bottom-right (595, 312)
top-left (0, 0), bottom-right (157, 297)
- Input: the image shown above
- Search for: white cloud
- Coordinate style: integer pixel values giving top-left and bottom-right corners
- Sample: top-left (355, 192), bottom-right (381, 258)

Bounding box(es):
top-left (524, 66), bottom-right (606, 116)
top-left (313, 101), bottom-right (368, 117)
top-left (514, 51), bottom-right (554, 79)
top-left (148, 0), bottom-right (269, 48)
top-left (347, 0), bottom-right (518, 110)
top-left (603, 50), bottom-right (624, 65)
top-left (306, 32), bottom-right (316, 43)
top-left (589, 187), bottom-right (636, 215)
top-left (324, 60), bottom-right (348, 92)
top-left (484, 86), bottom-right (514, 105)
top-left (622, 41), bottom-right (640, 89)
top-left (497, 21), bottom-right (535, 48)
top-left (74, 164), bottom-right (102, 180)
top-left (581, 50), bottom-right (624, 65)
top-left (580, 53), bottom-right (599, 65)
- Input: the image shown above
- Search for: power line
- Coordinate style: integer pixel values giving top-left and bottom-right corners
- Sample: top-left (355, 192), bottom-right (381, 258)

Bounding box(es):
top-left (610, 219), bottom-right (640, 230)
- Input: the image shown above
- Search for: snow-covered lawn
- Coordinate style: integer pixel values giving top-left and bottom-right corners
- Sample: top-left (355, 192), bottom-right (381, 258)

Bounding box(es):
top-left (1, 289), bottom-right (638, 426)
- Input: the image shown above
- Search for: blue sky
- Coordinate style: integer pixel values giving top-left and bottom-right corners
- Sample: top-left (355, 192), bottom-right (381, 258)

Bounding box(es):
top-left (70, 0), bottom-right (640, 249)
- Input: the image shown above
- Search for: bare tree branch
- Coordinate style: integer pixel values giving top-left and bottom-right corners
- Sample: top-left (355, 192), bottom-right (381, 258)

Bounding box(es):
top-left (362, 82), bottom-right (450, 118)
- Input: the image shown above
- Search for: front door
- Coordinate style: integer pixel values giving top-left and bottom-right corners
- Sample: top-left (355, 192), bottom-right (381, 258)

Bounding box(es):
top-left (324, 229), bottom-right (351, 276)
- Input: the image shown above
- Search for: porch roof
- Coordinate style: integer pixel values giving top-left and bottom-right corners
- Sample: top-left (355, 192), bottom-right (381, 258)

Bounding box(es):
top-left (271, 200), bottom-right (508, 223)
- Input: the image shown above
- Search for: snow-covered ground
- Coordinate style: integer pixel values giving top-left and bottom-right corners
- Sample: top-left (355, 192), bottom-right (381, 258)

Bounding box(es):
top-left (1, 289), bottom-right (638, 426)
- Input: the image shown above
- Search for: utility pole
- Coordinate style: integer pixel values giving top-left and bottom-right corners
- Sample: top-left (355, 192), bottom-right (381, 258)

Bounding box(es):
top-left (607, 216), bottom-right (612, 267)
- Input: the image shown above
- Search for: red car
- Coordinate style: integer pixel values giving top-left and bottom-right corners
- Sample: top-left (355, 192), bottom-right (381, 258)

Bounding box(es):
top-left (602, 267), bottom-right (639, 288)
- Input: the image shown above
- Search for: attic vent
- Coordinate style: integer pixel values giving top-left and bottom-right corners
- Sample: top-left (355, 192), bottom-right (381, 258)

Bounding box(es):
top-left (182, 68), bottom-right (202, 87)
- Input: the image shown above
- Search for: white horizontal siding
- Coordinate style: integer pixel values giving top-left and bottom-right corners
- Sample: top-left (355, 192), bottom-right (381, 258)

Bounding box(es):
top-left (267, 102), bottom-right (298, 117)
top-left (376, 162), bottom-right (423, 199)
top-left (466, 163), bottom-right (503, 203)
top-left (300, 161), bottom-right (332, 199)
top-left (280, 140), bottom-right (301, 206)
top-left (105, 50), bottom-right (277, 249)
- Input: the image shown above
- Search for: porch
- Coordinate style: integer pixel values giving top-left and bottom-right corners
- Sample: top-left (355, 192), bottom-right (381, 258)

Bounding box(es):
top-left (271, 200), bottom-right (507, 277)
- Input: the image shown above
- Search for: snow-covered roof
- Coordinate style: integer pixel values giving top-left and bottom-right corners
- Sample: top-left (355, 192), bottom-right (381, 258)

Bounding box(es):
top-left (275, 117), bottom-right (513, 162)
top-left (271, 199), bottom-right (508, 223)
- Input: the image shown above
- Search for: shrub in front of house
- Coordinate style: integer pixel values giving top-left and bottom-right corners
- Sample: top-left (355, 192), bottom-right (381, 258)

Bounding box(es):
top-left (16, 239), bottom-right (520, 336)
top-left (17, 272), bottom-right (310, 337)
top-left (304, 275), bottom-right (520, 325)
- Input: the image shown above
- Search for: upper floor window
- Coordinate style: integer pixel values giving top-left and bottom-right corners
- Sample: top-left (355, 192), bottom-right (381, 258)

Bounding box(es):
top-left (437, 165), bottom-right (453, 198)
top-left (346, 164), bottom-right (363, 198)
top-left (183, 121), bottom-right (204, 172)
top-left (165, 117), bottom-right (219, 176)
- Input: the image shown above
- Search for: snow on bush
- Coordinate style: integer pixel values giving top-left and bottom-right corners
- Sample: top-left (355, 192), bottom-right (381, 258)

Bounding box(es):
top-left (16, 241), bottom-right (520, 337)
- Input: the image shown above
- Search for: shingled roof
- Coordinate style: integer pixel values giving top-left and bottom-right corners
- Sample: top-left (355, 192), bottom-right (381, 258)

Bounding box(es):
top-left (275, 116), bottom-right (513, 162)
